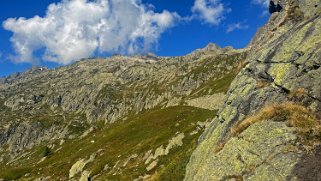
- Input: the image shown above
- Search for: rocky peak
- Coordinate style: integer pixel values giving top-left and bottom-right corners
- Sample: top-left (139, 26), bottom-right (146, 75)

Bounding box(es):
top-left (193, 43), bottom-right (222, 54)
top-left (204, 43), bottom-right (221, 51)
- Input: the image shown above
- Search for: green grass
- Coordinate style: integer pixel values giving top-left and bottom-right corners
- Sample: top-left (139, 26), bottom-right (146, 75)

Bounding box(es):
top-left (188, 53), bottom-right (247, 98)
top-left (0, 167), bottom-right (31, 181)
top-left (156, 132), bottom-right (201, 180)
top-left (0, 106), bottom-right (215, 180)
top-left (190, 71), bottom-right (238, 98)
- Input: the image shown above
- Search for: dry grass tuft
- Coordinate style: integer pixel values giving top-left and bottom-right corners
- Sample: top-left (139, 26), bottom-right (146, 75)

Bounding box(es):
top-left (214, 142), bottom-right (227, 153)
top-left (236, 60), bottom-right (248, 73)
top-left (288, 88), bottom-right (308, 99)
top-left (255, 80), bottom-right (270, 89)
top-left (231, 103), bottom-right (285, 136)
top-left (215, 102), bottom-right (320, 154)
top-left (229, 102), bottom-right (321, 152)
top-left (231, 102), bottom-right (320, 141)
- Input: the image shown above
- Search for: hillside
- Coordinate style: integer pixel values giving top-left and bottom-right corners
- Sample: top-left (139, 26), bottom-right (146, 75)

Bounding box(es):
top-left (0, 46), bottom-right (246, 180)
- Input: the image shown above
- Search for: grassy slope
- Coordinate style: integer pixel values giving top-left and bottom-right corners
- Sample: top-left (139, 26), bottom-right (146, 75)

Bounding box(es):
top-left (0, 106), bottom-right (216, 180)
top-left (188, 53), bottom-right (246, 98)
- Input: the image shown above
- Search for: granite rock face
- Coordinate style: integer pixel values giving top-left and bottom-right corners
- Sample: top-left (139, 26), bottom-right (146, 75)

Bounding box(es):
top-left (185, 0), bottom-right (321, 180)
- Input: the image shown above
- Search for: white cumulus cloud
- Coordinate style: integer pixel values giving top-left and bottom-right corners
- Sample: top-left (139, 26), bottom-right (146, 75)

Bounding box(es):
top-left (226, 22), bottom-right (249, 33)
top-left (191, 0), bottom-right (227, 25)
top-left (3, 0), bottom-right (180, 64)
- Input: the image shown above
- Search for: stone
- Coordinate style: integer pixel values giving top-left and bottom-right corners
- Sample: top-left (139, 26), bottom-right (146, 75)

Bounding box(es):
top-left (165, 133), bottom-right (185, 155)
top-left (122, 154), bottom-right (138, 167)
top-left (69, 159), bottom-right (87, 179)
top-left (69, 153), bottom-right (96, 179)
top-left (79, 170), bottom-right (91, 181)
top-left (146, 160), bottom-right (158, 171)
top-left (153, 145), bottom-right (165, 160)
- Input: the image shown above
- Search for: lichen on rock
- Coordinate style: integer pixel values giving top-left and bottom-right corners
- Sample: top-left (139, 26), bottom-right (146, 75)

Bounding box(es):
top-left (185, 0), bottom-right (321, 180)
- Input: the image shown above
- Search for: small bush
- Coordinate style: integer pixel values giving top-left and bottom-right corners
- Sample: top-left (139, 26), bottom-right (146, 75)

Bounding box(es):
top-left (42, 146), bottom-right (52, 157)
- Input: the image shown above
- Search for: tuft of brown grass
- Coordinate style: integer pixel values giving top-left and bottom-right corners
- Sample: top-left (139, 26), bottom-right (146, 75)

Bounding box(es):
top-left (215, 102), bottom-right (321, 154)
top-left (231, 102), bottom-right (320, 140)
top-left (255, 80), bottom-right (270, 89)
top-left (236, 60), bottom-right (248, 73)
top-left (224, 175), bottom-right (244, 181)
top-left (230, 104), bottom-right (285, 136)
top-left (288, 88), bottom-right (308, 99)
top-left (214, 141), bottom-right (227, 153)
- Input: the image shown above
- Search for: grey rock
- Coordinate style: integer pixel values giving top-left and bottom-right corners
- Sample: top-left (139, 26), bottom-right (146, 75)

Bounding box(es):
top-left (185, 0), bottom-right (321, 180)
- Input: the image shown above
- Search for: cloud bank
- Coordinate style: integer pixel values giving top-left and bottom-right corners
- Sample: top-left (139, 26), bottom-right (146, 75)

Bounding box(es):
top-left (192, 0), bottom-right (227, 25)
top-left (3, 0), bottom-right (179, 64)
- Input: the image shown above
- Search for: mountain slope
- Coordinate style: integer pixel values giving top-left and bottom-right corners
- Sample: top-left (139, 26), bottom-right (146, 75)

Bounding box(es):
top-left (185, 0), bottom-right (321, 180)
top-left (1, 106), bottom-right (215, 180)
top-left (0, 46), bottom-right (246, 180)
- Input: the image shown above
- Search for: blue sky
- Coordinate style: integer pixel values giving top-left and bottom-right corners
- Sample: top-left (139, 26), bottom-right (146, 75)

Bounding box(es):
top-left (0, 0), bottom-right (269, 77)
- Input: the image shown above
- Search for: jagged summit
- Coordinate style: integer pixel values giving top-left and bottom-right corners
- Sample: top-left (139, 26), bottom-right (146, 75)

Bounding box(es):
top-left (203, 43), bottom-right (221, 51)
top-left (189, 43), bottom-right (220, 54)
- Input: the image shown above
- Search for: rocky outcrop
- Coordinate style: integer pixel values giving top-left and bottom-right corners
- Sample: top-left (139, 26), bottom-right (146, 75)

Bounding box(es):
top-left (165, 133), bottom-right (185, 155)
top-left (69, 153), bottom-right (96, 179)
top-left (144, 133), bottom-right (185, 169)
top-left (146, 160), bottom-right (158, 171)
top-left (0, 122), bottom-right (67, 154)
top-left (185, 0), bottom-right (321, 180)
